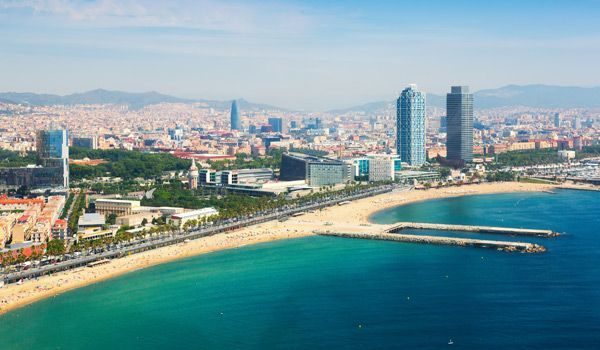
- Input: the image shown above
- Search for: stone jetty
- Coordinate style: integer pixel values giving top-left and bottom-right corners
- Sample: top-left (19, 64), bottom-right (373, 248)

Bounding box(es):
top-left (316, 231), bottom-right (547, 253)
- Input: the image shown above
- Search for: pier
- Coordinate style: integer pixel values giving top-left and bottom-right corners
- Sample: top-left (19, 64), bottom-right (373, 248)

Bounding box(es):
top-left (316, 231), bottom-right (546, 253)
top-left (387, 222), bottom-right (557, 237)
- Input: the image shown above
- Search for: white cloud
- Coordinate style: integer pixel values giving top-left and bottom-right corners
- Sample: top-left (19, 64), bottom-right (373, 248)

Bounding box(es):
top-left (0, 0), bottom-right (315, 35)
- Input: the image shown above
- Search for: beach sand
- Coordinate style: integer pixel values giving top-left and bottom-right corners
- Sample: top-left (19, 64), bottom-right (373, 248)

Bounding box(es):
top-left (0, 182), bottom-right (558, 315)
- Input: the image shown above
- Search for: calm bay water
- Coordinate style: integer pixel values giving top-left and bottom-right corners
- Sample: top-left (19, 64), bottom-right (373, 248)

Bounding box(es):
top-left (0, 189), bottom-right (599, 349)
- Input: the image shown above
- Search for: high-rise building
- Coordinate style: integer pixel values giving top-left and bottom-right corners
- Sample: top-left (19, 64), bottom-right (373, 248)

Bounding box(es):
top-left (446, 86), bottom-right (474, 163)
top-left (396, 85), bottom-right (426, 166)
top-left (268, 117), bottom-right (283, 133)
top-left (36, 129), bottom-right (69, 188)
top-left (230, 100), bottom-right (241, 131)
top-left (554, 113), bottom-right (561, 128)
top-left (573, 116), bottom-right (582, 130)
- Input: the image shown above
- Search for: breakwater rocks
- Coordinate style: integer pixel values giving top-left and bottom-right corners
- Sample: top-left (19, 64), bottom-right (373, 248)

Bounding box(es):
top-left (317, 231), bottom-right (547, 254)
top-left (388, 222), bottom-right (557, 237)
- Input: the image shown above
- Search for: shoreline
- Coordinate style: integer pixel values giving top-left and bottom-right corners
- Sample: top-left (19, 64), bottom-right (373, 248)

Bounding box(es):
top-left (0, 181), bottom-right (579, 315)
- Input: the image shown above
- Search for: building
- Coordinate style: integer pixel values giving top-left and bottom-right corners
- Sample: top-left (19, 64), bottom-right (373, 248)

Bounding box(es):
top-left (95, 199), bottom-right (141, 216)
top-left (36, 128), bottom-right (69, 188)
top-left (368, 155), bottom-right (395, 182)
top-left (169, 207), bottom-right (219, 227)
top-left (558, 150), bottom-right (576, 161)
top-left (397, 85), bottom-right (426, 166)
top-left (446, 86), bottom-right (473, 162)
top-left (0, 166), bottom-right (67, 190)
top-left (554, 113), bottom-right (561, 128)
top-left (115, 212), bottom-right (161, 227)
top-left (280, 153), bottom-right (309, 181)
top-left (72, 136), bottom-right (98, 149)
top-left (188, 159), bottom-right (199, 190)
top-left (280, 153), bottom-right (353, 186)
top-left (230, 100), bottom-right (241, 131)
top-left (78, 213), bottom-right (106, 231)
top-left (268, 117), bottom-right (284, 133)
top-left (353, 158), bottom-right (369, 180)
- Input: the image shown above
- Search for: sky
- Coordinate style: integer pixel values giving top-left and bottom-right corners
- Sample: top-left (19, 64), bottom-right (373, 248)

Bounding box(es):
top-left (1, 0), bottom-right (599, 110)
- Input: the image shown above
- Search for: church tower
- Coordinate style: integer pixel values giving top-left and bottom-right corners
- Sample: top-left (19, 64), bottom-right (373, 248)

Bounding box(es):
top-left (188, 158), bottom-right (199, 190)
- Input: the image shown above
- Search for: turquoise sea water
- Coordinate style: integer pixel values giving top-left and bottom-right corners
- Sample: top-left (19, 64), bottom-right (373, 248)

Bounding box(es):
top-left (0, 189), bottom-right (599, 349)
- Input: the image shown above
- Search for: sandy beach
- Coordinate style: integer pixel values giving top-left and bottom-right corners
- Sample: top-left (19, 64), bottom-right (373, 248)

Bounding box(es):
top-left (0, 181), bottom-right (560, 315)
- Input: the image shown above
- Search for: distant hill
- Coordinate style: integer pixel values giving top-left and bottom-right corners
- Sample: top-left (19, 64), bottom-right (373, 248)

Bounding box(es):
top-left (474, 84), bottom-right (600, 108)
top-left (330, 85), bottom-right (600, 113)
top-left (0, 89), bottom-right (287, 111)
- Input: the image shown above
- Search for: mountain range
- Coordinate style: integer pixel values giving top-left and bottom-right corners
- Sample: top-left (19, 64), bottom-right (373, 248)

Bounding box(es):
top-left (1, 85), bottom-right (599, 111)
top-left (329, 84), bottom-right (600, 113)
top-left (0, 89), bottom-right (283, 111)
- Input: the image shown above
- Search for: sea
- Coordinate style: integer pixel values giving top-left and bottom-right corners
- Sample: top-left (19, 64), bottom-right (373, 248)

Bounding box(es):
top-left (0, 189), bottom-right (598, 349)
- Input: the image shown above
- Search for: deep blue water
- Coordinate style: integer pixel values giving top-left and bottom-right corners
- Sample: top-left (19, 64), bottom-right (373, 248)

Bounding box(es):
top-left (0, 189), bottom-right (598, 349)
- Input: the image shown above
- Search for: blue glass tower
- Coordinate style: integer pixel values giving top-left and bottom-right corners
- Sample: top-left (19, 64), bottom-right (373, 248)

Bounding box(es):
top-left (230, 100), bottom-right (241, 131)
top-left (396, 85), bottom-right (426, 166)
top-left (36, 128), bottom-right (69, 188)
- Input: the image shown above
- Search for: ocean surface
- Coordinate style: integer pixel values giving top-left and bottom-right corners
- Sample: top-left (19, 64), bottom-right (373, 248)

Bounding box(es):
top-left (1, 189), bottom-right (599, 349)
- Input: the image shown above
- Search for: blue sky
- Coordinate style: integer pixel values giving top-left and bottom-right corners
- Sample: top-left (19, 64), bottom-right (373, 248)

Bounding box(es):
top-left (1, 0), bottom-right (599, 110)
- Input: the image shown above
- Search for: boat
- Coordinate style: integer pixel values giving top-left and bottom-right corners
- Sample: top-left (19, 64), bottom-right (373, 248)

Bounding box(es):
top-left (448, 339), bottom-right (454, 345)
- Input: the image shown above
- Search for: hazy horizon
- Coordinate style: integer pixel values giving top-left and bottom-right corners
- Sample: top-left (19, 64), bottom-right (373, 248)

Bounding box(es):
top-left (1, 0), bottom-right (599, 110)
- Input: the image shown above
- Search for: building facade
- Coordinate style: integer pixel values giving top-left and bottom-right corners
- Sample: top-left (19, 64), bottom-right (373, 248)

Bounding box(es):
top-left (188, 159), bottom-right (199, 190)
top-left (36, 129), bottom-right (69, 188)
top-left (268, 117), bottom-right (284, 133)
top-left (230, 100), bottom-right (241, 131)
top-left (397, 85), bottom-right (426, 166)
top-left (446, 86), bottom-right (474, 162)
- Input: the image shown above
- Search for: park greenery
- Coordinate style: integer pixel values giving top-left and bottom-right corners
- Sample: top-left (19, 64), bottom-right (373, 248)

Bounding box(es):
top-left (207, 149), bottom-right (284, 171)
top-left (0, 149), bottom-right (37, 168)
top-left (67, 191), bottom-right (86, 233)
top-left (46, 239), bottom-right (66, 256)
top-left (69, 147), bottom-right (191, 180)
top-left (494, 146), bottom-right (600, 167)
top-left (486, 171), bottom-right (515, 182)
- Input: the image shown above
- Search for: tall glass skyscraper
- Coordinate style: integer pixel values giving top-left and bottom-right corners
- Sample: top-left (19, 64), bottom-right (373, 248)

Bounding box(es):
top-left (36, 129), bottom-right (69, 188)
top-left (230, 100), bottom-right (241, 131)
top-left (446, 86), bottom-right (474, 162)
top-left (396, 85), bottom-right (426, 166)
top-left (268, 117), bottom-right (283, 133)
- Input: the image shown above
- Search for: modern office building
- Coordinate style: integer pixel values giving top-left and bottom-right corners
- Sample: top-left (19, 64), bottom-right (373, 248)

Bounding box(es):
top-left (230, 100), bottom-right (241, 131)
top-left (368, 155), bottom-right (396, 182)
top-left (0, 166), bottom-right (66, 190)
top-left (554, 113), bottom-right (561, 128)
top-left (34, 128), bottom-right (69, 188)
top-left (72, 136), bottom-right (98, 149)
top-left (352, 155), bottom-right (401, 182)
top-left (446, 86), bottom-right (474, 162)
top-left (280, 153), bottom-right (353, 186)
top-left (396, 85), bottom-right (426, 166)
top-left (268, 117), bottom-right (284, 133)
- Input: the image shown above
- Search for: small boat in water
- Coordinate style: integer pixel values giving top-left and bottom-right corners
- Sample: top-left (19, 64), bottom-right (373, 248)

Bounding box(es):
top-left (448, 339), bottom-right (454, 345)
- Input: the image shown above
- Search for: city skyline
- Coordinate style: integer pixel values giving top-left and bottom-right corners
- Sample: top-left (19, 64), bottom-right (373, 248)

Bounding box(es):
top-left (1, 0), bottom-right (599, 110)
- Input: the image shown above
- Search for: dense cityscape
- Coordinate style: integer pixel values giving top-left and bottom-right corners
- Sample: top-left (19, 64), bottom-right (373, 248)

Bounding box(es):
top-left (0, 1), bottom-right (599, 348)
top-left (1, 84), bottom-right (598, 271)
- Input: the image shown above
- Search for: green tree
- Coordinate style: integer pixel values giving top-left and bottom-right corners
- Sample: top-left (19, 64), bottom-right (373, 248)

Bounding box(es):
top-left (46, 239), bottom-right (66, 256)
top-left (106, 213), bottom-right (117, 225)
